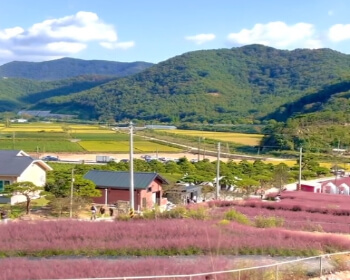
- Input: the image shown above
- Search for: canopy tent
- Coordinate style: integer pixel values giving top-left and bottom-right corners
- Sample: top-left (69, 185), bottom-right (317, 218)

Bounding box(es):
top-left (322, 182), bottom-right (337, 194)
top-left (338, 183), bottom-right (350, 195)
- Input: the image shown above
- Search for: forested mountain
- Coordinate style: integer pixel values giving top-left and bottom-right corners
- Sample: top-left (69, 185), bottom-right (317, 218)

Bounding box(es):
top-left (32, 45), bottom-right (350, 123)
top-left (0, 75), bottom-right (116, 111)
top-left (0, 58), bottom-right (153, 81)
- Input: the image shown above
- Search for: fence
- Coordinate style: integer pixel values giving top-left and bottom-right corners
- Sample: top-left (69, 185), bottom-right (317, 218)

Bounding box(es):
top-left (43, 251), bottom-right (350, 280)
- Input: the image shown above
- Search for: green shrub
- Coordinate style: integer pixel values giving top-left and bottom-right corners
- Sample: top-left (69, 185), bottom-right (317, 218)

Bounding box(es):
top-left (115, 213), bottom-right (131, 221)
top-left (141, 209), bottom-right (159, 219)
top-left (224, 209), bottom-right (251, 225)
top-left (218, 219), bottom-right (230, 226)
top-left (254, 215), bottom-right (284, 228)
top-left (187, 206), bottom-right (208, 220)
top-left (160, 206), bottom-right (187, 219)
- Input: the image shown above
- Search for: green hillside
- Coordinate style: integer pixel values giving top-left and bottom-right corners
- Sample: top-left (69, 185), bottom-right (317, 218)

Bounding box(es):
top-left (0, 57), bottom-right (153, 81)
top-left (33, 45), bottom-right (350, 123)
top-left (0, 75), bottom-right (116, 111)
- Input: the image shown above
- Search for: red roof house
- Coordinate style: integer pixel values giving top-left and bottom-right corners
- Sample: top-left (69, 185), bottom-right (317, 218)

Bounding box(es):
top-left (84, 170), bottom-right (169, 210)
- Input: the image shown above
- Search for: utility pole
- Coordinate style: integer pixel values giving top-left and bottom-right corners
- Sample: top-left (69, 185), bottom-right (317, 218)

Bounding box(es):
top-left (216, 142), bottom-right (221, 199)
top-left (12, 131), bottom-right (15, 149)
top-left (105, 189), bottom-right (108, 206)
top-left (129, 121), bottom-right (134, 212)
top-left (197, 137), bottom-right (201, 162)
top-left (298, 147), bottom-right (302, 191)
top-left (69, 169), bottom-right (75, 218)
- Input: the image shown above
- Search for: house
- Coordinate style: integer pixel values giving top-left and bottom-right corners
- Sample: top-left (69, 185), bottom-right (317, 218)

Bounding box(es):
top-left (0, 150), bottom-right (53, 204)
top-left (299, 181), bottom-right (322, 193)
top-left (84, 170), bottom-right (169, 210)
top-left (166, 183), bottom-right (202, 204)
top-left (298, 176), bottom-right (350, 195)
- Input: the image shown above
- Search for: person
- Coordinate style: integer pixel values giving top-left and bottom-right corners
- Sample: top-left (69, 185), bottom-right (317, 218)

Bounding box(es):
top-left (0, 209), bottom-right (8, 224)
top-left (99, 206), bottom-right (106, 217)
top-left (109, 207), bottom-right (114, 217)
top-left (90, 204), bottom-right (97, 220)
top-left (260, 190), bottom-right (265, 200)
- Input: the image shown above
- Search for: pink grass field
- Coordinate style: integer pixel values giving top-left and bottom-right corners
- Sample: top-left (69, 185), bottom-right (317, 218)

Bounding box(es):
top-left (0, 219), bottom-right (349, 257)
top-left (0, 191), bottom-right (349, 279)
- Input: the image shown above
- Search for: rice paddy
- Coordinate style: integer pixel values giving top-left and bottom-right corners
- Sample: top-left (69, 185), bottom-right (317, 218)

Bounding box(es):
top-left (160, 129), bottom-right (264, 146)
top-left (79, 140), bottom-right (182, 152)
top-left (0, 123), bottom-right (183, 153)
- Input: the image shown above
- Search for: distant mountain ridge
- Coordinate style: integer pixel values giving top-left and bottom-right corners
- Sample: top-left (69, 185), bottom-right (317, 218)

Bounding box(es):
top-left (31, 45), bottom-right (350, 123)
top-left (1, 45), bottom-right (350, 127)
top-left (0, 57), bottom-right (154, 81)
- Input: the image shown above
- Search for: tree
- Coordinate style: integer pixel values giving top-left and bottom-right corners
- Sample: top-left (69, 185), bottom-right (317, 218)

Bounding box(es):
top-left (272, 163), bottom-right (290, 191)
top-left (235, 178), bottom-right (259, 195)
top-left (4, 181), bottom-right (43, 214)
top-left (45, 171), bottom-right (71, 197)
top-left (165, 161), bottom-right (180, 174)
top-left (201, 184), bottom-right (215, 201)
top-left (296, 153), bottom-right (320, 171)
top-left (73, 176), bottom-right (101, 198)
top-left (253, 174), bottom-right (272, 193)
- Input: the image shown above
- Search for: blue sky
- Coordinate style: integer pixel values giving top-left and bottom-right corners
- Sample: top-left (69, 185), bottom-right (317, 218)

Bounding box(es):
top-left (0, 0), bottom-right (350, 65)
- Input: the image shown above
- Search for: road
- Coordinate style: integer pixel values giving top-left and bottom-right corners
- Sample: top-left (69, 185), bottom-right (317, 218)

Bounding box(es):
top-left (35, 151), bottom-right (220, 163)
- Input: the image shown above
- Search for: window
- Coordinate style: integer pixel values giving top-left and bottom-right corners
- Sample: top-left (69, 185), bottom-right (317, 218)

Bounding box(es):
top-left (0, 181), bottom-right (10, 192)
top-left (147, 187), bottom-right (152, 192)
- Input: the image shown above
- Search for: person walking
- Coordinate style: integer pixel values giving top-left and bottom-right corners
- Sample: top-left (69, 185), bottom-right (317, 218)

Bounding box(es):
top-left (0, 209), bottom-right (8, 224)
top-left (99, 206), bottom-right (106, 217)
top-left (109, 207), bottom-right (114, 217)
top-left (90, 204), bottom-right (97, 220)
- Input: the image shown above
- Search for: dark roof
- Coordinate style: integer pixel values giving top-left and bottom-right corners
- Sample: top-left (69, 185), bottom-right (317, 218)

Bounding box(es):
top-left (0, 150), bottom-right (35, 176)
top-left (84, 170), bottom-right (169, 190)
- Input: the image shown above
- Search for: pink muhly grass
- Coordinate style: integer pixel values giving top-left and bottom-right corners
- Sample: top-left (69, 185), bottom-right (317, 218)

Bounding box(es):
top-left (227, 205), bottom-right (350, 233)
top-left (0, 217), bottom-right (349, 258)
top-left (0, 256), bottom-right (236, 280)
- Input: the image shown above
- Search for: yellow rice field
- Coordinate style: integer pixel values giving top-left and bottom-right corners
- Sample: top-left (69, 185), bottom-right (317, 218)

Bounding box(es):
top-left (0, 123), bottom-right (114, 133)
top-left (69, 129), bottom-right (115, 134)
top-left (160, 129), bottom-right (264, 146)
top-left (79, 141), bottom-right (183, 152)
top-left (1, 127), bottom-right (64, 132)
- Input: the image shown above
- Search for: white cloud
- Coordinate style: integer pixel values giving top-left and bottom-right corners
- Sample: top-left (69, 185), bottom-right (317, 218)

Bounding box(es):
top-left (328, 24), bottom-right (350, 42)
top-left (0, 27), bottom-right (24, 40)
top-left (185, 33), bottom-right (216, 45)
top-left (0, 11), bottom-right (131, 65)
top-left (46, 42), bottom-right (87, 53)
top-left (227, 21), bottom-right (322, 50)
top-left (100, 41), bottom-right (135, 50)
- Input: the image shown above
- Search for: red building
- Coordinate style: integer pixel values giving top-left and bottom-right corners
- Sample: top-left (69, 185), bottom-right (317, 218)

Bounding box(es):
top-left (299, 182), bottom-right (322, 193)
top-left (84, 170), bottom-right (169, 210)
top-left (298, 176), bottom-right (350, 195)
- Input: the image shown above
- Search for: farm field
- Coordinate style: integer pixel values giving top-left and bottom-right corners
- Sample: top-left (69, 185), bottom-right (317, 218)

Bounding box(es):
top-left (0, 191), bottom-right (350, 279)
top-left (0, 122), bottom-right (183, 153)
top-left (79, 140), bottom-right (182, 152)
top-left (160, 129), bottom-right (264, 146)
top-left (0, 122), bottom-right (340, 169)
